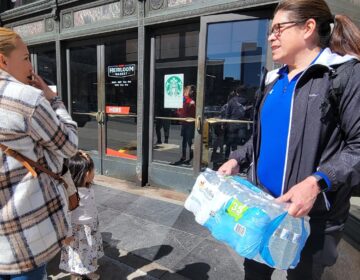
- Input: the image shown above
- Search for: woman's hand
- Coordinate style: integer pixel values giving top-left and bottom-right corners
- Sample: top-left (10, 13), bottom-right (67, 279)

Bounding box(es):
top-left (218, 159), bottom-right (239, 175)
top-left (275, 176), bottom-right (321, 217)
top-left (30, 72), bottom-right (57, 101)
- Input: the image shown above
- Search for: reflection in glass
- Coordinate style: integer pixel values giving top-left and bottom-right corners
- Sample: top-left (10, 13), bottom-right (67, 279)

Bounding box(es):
top-left (152, 28), bottom-right (199, 168)
top-left (37, 48), bottom-right (56, 87)
top-left (105, 37), bottom-right (138, 160)
top-left (69, 46), bottom-right (98, 153)
top-left (204, 19), bottom-right (268, 171)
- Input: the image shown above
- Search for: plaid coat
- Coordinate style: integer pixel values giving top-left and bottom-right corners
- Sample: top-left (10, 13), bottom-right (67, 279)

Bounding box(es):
top-left (0, 70), bottom-right (78, 274)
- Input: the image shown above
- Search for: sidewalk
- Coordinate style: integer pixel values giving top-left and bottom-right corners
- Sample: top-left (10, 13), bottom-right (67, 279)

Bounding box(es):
top-left (48, 175), bottom-right (360, 280)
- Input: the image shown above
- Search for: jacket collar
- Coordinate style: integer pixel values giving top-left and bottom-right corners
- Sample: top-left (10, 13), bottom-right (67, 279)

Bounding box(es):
top-left (0, 69), bottom-right (23, 84)
top-left (265, 48), bottom-right (358, 86)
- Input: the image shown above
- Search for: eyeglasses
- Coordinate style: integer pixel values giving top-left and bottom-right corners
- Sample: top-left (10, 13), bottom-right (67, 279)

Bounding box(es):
top-left (268, 21), bottom-right (305, 37)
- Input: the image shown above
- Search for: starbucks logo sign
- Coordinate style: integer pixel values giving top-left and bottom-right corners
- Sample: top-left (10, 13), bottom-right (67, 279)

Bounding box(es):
top-left (164, 74), bottom-right (184, 108)
top-left (165, 75), bottom-right (183, 96)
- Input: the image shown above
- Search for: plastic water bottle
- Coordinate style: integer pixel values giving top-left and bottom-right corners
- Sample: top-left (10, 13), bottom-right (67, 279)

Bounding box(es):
top-left (233, 206), bottom-right (271, 258)
top-left (262, 214), bottom-right (310, 270)
top-left (185, 169), bottom-right (234, 225)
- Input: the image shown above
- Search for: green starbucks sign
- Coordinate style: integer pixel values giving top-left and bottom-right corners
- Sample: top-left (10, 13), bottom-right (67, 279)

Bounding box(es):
top-left (165, 75), bottom-right (183, 96)
top-left (164, 74), bottom-right (184, 108)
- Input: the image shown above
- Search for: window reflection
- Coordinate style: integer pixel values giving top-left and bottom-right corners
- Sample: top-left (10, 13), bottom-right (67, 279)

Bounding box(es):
top-left (156, 33), bottom-right (180, 59)
top-left (37, 48), bottom-right (56, 88)
top-left (105, 37), bottom-right (138, 160)
top-left (70, 46), bottom-right (98, 153)
top-left (152, 27), bottom-right (199, 167)
top-left (204, 19), bottom-right (268, 171)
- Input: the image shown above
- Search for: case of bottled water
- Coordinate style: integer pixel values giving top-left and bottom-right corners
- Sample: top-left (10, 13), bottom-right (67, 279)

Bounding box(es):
top-left (184, 169), bottom-right (310, 270)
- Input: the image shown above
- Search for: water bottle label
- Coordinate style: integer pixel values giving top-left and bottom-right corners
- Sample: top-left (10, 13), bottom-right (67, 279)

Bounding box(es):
top-left (226, 198), bottom-right (249, 222)
top-left (234, 223), bottom-right (246, 236)
top-left (197, 180), bottom-right (215, 200)
top-left (189, 196), bottom-right (201, 207)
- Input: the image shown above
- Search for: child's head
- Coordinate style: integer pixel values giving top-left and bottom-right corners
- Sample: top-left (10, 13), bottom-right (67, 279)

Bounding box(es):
top-left (66, 150), bottom-right (94, 188)
top-left (183, 84), bottom-right (196, 99)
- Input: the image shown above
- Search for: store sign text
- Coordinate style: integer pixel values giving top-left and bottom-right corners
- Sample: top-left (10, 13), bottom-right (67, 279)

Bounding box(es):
top-left (108, 64), bottom-right (136, 78)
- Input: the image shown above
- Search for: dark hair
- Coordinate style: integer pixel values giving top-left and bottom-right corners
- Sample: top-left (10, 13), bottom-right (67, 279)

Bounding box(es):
top-left (330, 15), bottom-right (360, 58)
top-left (275, 0), bottom-right (360, 58)
top-left (65, 151), bottom-right (94, 188)
top-left (235, 85), bottom-right (246, 96)
top-left (185, 84), bottom-right (196, 99)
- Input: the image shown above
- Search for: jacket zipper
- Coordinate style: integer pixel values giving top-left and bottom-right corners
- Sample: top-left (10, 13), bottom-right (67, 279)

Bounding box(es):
top-left (280, 64), bottom-right (325, 195)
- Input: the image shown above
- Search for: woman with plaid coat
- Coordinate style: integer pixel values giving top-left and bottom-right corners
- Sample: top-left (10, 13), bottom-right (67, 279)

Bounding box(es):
top-left (0, 27), bottom-right (78, 279)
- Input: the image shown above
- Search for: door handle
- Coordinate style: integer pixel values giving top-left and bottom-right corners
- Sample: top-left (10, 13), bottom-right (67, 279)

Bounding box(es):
top-left (100, 111), bottom-right (105, 124)
top-left (195, 115), bottom-right (202, 132)
top-left (96, 111), bottom-right (101, 124)
top-left (96, 111), bottom-right (105, 125)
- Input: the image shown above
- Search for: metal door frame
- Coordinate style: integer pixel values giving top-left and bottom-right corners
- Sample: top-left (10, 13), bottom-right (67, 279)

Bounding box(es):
top-left (147, 23), bottom-right (201, 192)
top-left (65, 38), bottom-right (103, 173)
top-left (65, 33), bottom-right (140, 180)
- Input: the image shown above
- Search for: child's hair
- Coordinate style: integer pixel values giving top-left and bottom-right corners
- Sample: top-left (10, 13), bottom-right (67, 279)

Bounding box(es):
top-left (66, 150), bottom-right (94, 188)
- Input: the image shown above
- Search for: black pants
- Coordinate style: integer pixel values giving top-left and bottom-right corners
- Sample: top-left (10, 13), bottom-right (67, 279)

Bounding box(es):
top-left (181, 135), bottom-right (193, 159)
top-left (155, 119), bottom-right (170, 142)
top-left (180, 123), bottom-right (194, 160)
top-left (244, 228), bottom-right (343, 280)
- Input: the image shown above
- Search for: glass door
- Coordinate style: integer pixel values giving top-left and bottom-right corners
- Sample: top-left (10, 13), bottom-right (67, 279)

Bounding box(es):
top-left (29, 44), bottom-right (57, 91)
top-left (195, 14), bottom-right (271, 174)
top-left (148, 24), bottom-right (200, 191)
top-left (67, 43), bottom-right (99, 168)
top-left (67, 34), bottom-right (138, 179)
top-left (101, 35), bottom-right (138, 180)
top-left (103, 37), bottom-right (138, 161)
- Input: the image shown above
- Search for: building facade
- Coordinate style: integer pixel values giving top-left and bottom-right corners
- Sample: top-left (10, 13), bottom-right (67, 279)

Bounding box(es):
top-left (1, 0), bottom-right (359, 193)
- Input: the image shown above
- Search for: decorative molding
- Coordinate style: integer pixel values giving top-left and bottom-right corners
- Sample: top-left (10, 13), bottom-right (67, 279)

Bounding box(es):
top-left (45, 17), bottom-right (55, 32)
top-left (168, 0), bottom-right (192, 8)
top-left (150, 0), bottom-right (164, 10)
top-left (62, 12), bottom-right (73, 29)
top-left (73, 2), bottom-right (121, 27)
top-left (0, 0), bottom-right (52, 21)
top-left (145, 0), bottom-right (275, 24)
top-left (123, 0), bottom-right (136, 16)
top-left (13, 20), bottom-right (45, 38)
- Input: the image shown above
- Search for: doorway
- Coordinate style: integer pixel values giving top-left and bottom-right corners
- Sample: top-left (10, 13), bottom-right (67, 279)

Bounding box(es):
top-left (66, 33), bottom-right (139, 180)
top-left (195, 14), bottom-right (270, 176)
top-left (148, 14), bottom-right (271, 192)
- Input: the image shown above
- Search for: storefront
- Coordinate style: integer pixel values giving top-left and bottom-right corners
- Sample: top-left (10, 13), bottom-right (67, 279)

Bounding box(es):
top-left (1, 0), bottom-right (360, 192)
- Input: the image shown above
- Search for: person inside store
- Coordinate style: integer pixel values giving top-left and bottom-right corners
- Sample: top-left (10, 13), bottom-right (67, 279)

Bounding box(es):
top-left (171, 84), bottom-right (196, 165)
top-left (218, 0), bottom-right (360, 279)
top-left (223, 86), bottom-right (248, 160)
top-left (155, 106), bottom-right (171, 145)
top-left (0, 27), bottom-right (78, 279)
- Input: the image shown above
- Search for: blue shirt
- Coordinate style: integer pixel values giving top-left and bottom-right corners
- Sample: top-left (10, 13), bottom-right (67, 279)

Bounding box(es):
top-left (257, 68), bottom-right (301, 197)
top-left (257, 50), bottom-right (330, 197)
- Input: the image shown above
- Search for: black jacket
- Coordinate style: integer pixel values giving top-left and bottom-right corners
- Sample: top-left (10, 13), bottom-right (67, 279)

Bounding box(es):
top-left (230, 49), bottom-right (360, 226)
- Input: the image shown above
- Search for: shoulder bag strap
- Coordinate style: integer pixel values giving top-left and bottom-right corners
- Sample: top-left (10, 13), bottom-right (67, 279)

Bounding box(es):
top-left (0, 143), bottom-right (68, 189)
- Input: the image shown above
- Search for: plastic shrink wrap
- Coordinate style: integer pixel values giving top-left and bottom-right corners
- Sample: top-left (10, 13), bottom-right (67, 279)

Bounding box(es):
top-left (184, 169), bottom-right (310, 270)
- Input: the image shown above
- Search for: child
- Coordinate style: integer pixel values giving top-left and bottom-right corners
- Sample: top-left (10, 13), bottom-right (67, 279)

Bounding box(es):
top-left (59, 151), bottom-right (104, 280)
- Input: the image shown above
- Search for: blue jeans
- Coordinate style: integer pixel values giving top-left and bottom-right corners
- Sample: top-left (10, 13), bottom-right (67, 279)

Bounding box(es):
top-left (0, 264), bottom-right (47, 280)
